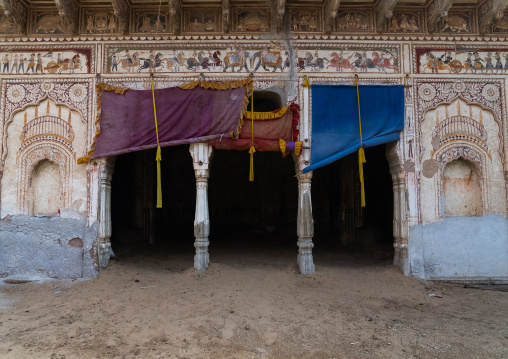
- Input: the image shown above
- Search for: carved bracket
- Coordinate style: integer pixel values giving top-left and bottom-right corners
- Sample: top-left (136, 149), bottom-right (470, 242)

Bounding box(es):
top-left (0, 0), bottom-right (27, 34)
top-left (375, 0), bottom-right (397, 33)
top-left (427, 0), bottom-right (454, 34)
top-left (54, 0), bottom-right (79, 34)
top-left (479, 0), bottom-right (508, 35)
top-left (169, 0), bottom-right (181, 34)
top-left (324, 0), bottom-right (340, 34)
top-left (222, 0), bottom-right (230, 33)
top-left (110, 0), bottom-right (130, 34)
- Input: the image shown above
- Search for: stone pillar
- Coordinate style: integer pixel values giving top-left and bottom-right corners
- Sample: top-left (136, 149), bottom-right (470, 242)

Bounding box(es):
top-left (296, 170), bottom-right (315, 275)
top-left (386, 143), bottom-right (409, 275)
top-left (98, 156), bottom-right (116, 269)
top-left (189, 143), bottom-right (213, 273)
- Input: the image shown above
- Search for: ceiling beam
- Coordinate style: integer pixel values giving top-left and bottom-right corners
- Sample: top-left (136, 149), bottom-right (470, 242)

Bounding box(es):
top-left (375, 0), bottom-right (397, 33)
top-left (54, 0), bottom-right (79, 34)
top-left (324, 0), bottom-right (340, 34)
top-left (427, 0), bottom-right (454, 34)
top-left (479, 0), bottom-right (508, 35)
top-left (0, 0), bottom-right (27, 34)
top-left (222, 0), bottom-right (230, 33)
top-left (169, 0), bottom-right (181, 34)
top-left (110, 0), bottom-right (129, 34)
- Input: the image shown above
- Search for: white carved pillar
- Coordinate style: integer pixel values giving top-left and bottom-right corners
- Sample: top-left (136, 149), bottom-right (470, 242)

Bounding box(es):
top-left (98, 156), bottom-right (116, 269)
top-left (190, 143), bottom-right (213, 273)
top-left (386, 143), bottom-right (409, 275)
top-left (294, 78), bottom-right (315, 275)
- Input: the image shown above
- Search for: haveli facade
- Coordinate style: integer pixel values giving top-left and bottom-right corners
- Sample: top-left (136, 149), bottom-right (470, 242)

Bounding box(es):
top-left (0, 0), bottom-right (508, 281)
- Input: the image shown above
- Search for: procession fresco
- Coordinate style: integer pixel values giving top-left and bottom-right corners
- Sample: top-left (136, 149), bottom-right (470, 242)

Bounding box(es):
top-left (131, 9), bottom-right (169, 34)
top-left (0, 47), bottom-right (92, 74)
top-left (104, 43), bottom-right (400, 74)
top-left (183, 7), bottom-right (221, 33)
top-left (415, 46), bottom-right (508, 74)
top-left (80, 8), bottom-right (119, 34)
top-left (335, 9), bottom-right (373, 32)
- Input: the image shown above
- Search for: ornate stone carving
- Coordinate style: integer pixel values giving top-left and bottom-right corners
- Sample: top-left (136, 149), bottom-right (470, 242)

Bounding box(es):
top-left (324, 0), bottom-right (340, 34)
top-left (110, 0), bottom-right (129, 34)
top-left (479, 0), bottom-right (508, 34)
top-left (54, 0), bottom-right (79, 34)
top-left (427, 0), bottom-right (454, 34)
top-left (0, 0), bottom-right (27, 34)
top-left (190, 143), bottom-right (213, 273)
top-left (375, 0), bottom-right (397, 32)
top-left (169, 0), bottom-right (181, 34)
top-left (98, 156), bottom-right (116, 269)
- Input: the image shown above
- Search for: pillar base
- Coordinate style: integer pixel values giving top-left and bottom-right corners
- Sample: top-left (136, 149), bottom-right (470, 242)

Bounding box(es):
top-left (99, 238), bottom-right (111, 269)
top-left (297, 237), bottom-right (315, 275)
top-left (194, 238), bottom-right (210, 273)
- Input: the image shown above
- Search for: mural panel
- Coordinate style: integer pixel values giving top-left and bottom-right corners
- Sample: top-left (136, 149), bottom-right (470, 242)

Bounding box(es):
top-left (104, 43), bottom-right (400, 74)
top-left (131, 8), bottom-right (169, 34)
top-left (288, 7), bottom-right (322, 32)
top-left (232, 8), bottom-right (270, 32)
top-left (80, 8), bottom-right (118, 34)
top-left (335, 9), bottom-right (373, 32)
top-left (31, 12), bottom-right (68, 35)
top-left (388, 10), bottom-right (424, 33)
top-left (414, 46), bottom-right (508, 74)
top-left (183, 7), bottom-right (221, 33)
top-left (0, 46), bottom-right (93, 75)
top-left (438, 10), bottom-right (476, 34)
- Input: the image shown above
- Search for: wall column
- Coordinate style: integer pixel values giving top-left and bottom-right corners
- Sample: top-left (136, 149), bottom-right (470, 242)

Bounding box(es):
top-left (386, 143), bottom-right (409, 275)
top-left (296, 170), bottom-right (315, 275)
top-left (190, 143), bottom-right (213, 273)
top-left (98, 156), bottom-right (116, 269)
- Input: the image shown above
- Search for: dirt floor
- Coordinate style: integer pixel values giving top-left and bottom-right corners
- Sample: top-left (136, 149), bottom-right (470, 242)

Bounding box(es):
top-left (1, 237), bottom-right (508, 359)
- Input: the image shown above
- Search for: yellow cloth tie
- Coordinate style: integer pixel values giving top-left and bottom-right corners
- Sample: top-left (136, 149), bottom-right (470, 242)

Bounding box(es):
top-left (151, 75), bottom-right (162, 208)
top-left (249, 82), bottom-right (255, 182)
top-left (355, 75), bottom-right (366, 207)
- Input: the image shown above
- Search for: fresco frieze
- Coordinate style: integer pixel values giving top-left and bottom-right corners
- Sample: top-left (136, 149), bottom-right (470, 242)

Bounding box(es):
top-left (439, 10), bottom-right (475, 34)
top-left (0, 47), bottom-right (93, 75)
top-left (388, 10), bottom-right (424, 33)
top-left (183, 7), bottom-right (221, 33)
top-left (288, 8), bottom-right (321, 32)
top-left (335, 10), bottom-right (373, 32)
top-left (104, 43), bottom-right (400, 74)
top-left (80, 8), bottom-right (118, 34)
top-left (415, 46), bottom-right (508, 74)
top-left (132, 9), bottom-right (169, 33)
top-left (232, 8), bottom-right (270, 32)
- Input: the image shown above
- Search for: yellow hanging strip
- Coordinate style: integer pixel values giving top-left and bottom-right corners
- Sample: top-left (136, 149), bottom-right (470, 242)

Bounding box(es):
top-left (151, 74), bottom-right (163, 208)
top-left (249, 82), bottom-right (256, 181)
top-left (355, 75), bottom-right (366, 207)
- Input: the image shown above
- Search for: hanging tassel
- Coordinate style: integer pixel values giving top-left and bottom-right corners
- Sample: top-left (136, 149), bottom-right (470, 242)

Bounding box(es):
top-left (156, 145), bottom-right (162, 208)
top-left (249, 146), bottom-right (256, 181)
top-left (358, 147), bottom-right (366, 207)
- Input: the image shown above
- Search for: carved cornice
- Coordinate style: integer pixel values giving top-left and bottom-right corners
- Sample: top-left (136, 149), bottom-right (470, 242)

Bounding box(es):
top-left (0, 0), bottom-right (27, 34)
top-left (375, 0), bottom-right (397, 33)
top-left (54, 0), bottom-right (79, 34)
top-left (169, 0), bottom-right (181, 34)
top-left (110, 0), bottom-right (129, 34)
top-left (324, 0), bottom-right (340, 34)
top-left (479, 0), bottom-right (508, 35)
top-left (426, 0), bottom-right (454, 34)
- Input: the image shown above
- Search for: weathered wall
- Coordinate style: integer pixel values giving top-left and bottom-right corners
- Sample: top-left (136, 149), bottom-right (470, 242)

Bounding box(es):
top-left (0, 216), bottom-right (99, 279)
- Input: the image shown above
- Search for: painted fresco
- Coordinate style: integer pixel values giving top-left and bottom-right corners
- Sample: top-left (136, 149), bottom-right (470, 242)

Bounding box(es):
top-left (335, 10), bottom-right (373, 32)
top-left (81, 9), bottom-right (118, 34)
top-left (0, 47), bottom-right (93, 75)
top-left (439, 10), bottom-right (475, 34)
top-left (388, 10), bottom-right (424, 33)
top-left (104, 43), bottom-right (400, 74)
top-left (415, 46), bottom-right (508, 74)
top-left (32, 12), bottom-right (67, 34)
top-left (184, 7), bottom-right (221, 33)
top-left (289, 8), bottom-right (321, 32)
top-left (0, 15), bottom-right (19, 34)
top-left (132, 9), bottom-right (169, 33)
top-left (232, 8), bottom-right (270, 32)
top-left (493, 12), bottom-right (508, 33)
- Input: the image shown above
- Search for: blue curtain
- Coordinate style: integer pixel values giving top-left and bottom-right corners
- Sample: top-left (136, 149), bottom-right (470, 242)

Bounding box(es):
top-left (303, 84), bottom-right (405, 173)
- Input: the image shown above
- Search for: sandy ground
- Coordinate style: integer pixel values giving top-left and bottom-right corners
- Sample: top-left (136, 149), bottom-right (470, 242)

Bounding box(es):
top-left (1, 237), bottom-right (508, 359)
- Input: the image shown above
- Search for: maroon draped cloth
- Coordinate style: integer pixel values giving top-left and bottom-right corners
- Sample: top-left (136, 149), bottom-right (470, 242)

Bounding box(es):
top-left (91, 86), bottom-right (246, 159)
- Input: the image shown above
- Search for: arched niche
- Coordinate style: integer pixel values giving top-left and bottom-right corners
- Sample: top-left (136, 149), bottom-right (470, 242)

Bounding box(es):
top-left (30, 159), bottom-right (62, 216)
top-left (443, 158), bottom-right (482, 217)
